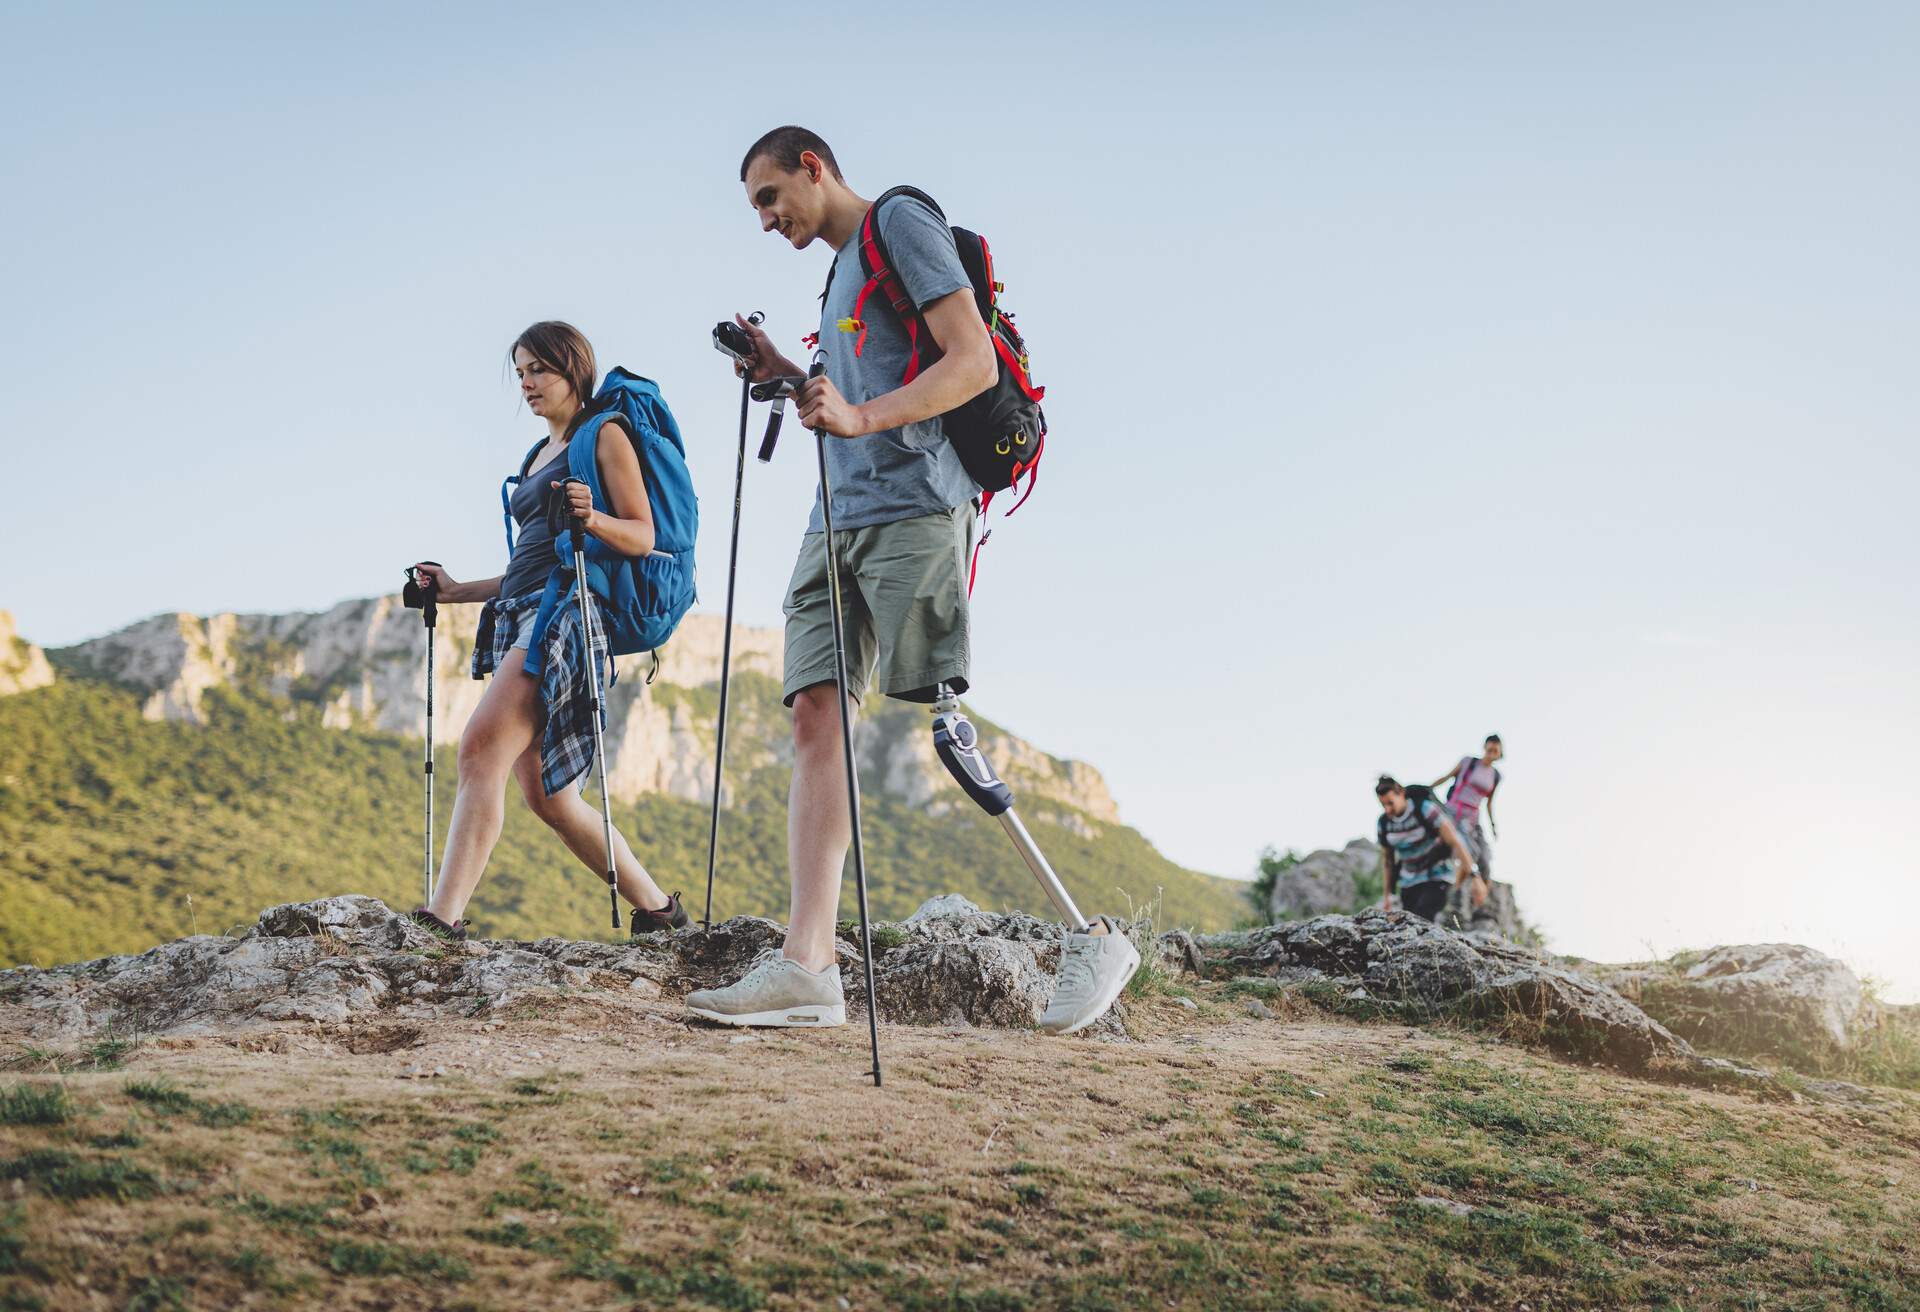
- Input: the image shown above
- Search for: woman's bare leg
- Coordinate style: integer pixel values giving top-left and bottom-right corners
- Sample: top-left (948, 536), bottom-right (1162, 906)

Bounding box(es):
top-left (426, 650), bottom-right (541, 924)
top-left (514, 745), bottom-right (671, 913)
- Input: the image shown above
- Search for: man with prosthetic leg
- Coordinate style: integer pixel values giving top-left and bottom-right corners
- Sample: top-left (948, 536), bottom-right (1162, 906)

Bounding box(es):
top-left (685, 125), bottom-right (1139, 1040)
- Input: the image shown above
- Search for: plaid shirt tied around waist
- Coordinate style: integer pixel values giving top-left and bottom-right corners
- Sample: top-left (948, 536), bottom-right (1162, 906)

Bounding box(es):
top-left (472, 588), bottom-right (615, 798)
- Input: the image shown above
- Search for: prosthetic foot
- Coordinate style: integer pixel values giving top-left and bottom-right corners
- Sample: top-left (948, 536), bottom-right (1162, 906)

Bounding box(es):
top-left (930, 686), bottom-right (1140, 1031)
top-left (929, 685), bottom-right (1089, 932)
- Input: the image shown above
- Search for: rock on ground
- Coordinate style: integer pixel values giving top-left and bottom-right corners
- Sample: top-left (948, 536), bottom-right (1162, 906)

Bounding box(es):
top-left (1269, 840), bottom-right (1380, 919)
top-left (1188, 909), bottom-right (1696, 1073)
top-left (0, 893), bottom-right (1120, 1043)
top-left (1594, 943), bottom-right (1870, 1063)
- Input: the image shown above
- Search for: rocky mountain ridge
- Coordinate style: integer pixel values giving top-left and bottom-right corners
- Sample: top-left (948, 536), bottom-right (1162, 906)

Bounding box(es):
top-left (33, 599), bottom-right (1121, 829)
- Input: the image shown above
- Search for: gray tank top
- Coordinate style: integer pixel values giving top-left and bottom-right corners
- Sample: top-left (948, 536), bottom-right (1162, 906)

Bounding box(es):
top-left (498, 449), bottom-right (570, 599)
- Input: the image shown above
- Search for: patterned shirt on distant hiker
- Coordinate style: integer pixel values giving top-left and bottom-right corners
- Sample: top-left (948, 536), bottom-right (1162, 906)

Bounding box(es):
top-left (1379, 799), bottom-right (1455, 887)
top-left (808, 192), bottom-right (980, 534)
top-left (1446, 757), bottom-right (1501, 825)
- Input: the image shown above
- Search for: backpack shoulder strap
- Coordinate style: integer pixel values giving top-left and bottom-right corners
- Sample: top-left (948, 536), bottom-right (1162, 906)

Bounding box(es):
top-left (1415, 799), bottom-right (1441, 843)
top-left (500, 439), bottom-right (551, 556)
top-left (852, 186), bottom-right (947, 383)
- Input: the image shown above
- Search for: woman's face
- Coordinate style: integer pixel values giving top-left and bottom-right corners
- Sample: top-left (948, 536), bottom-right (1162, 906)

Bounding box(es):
top-left (514, 346), bottom-right (576, 420)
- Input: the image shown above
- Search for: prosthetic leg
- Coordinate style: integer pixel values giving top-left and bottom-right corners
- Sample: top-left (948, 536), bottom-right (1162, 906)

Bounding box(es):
top-left (928, 685), bottom-right (1089, 931)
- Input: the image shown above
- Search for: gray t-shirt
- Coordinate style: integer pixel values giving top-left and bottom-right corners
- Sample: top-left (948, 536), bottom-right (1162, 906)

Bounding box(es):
top-left (806, 193), bottom-right (981, 533)
top-left (498, 449), bottom-right (568, 599)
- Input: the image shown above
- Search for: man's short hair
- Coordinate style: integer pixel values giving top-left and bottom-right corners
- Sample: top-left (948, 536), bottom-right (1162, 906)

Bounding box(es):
top-left (1485, 734), bottom-right (1502, 746)
top-left (740, 126), bottom-right (842, 182)
top-left (1375, 775), bottom-right (1402, 796)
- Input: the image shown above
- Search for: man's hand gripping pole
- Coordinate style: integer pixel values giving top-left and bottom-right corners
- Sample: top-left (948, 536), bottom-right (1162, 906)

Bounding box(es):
top-left (929, 685), bottom-right (1089, 932)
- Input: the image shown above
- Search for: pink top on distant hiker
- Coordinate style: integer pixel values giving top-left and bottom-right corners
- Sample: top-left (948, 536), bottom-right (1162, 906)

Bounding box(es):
top-left (1447, 757), bottom-right (1500, 822)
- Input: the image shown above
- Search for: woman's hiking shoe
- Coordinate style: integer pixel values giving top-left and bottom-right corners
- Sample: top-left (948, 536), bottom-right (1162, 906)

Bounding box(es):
top-left (1038, 917), bottom-right (1140, 1035)
top-left (629, 892), bottom-right (691, 938)
top-left (685, 955), bottom-right (845, 1028)
top-left (408, 907), bottom-right (468, 942)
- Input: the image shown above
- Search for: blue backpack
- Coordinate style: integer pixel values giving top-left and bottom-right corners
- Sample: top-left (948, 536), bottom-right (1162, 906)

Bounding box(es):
top-left (501, 369), bottom-right (698, 656)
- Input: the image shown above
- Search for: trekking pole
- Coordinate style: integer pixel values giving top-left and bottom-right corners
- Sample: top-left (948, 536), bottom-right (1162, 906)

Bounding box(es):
top-left (703, 313), bottom-right (765, 930)
top-left (551, 481), bottom-right (623, 930)
top-left (804, 355), bottom-right (884, 1087)
top-left (402, 564), bottom-right (441, 906)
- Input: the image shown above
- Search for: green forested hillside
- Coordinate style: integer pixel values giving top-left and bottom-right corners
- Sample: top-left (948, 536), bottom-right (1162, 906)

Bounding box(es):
top-left (0, 679), bottom-right (1244, 969)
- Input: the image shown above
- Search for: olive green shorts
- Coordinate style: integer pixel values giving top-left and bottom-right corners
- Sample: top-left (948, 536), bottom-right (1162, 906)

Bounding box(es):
top-left (781, 503), bottom-right (975, 706)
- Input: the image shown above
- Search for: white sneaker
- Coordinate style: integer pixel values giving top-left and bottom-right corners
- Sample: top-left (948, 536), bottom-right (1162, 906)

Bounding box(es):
top-left (1038, 917), bottom-right (1140, 1035)
top-left (685, 954), bottom-right (846, 1028)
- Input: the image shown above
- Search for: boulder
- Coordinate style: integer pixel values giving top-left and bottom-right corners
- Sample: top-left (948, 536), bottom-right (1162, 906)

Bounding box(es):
top-left (1269, 840), bottom-right (1379, 919)
top-left (873, 938), bottom-right (1054, 1027)
top-left (1188, 909), bottom-right (1696, 1073)
top-left (1595, 943), bottom-right (1869, 1063)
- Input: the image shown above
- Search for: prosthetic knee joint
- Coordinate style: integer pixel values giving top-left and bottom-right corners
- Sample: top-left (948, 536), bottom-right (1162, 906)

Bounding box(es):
top-left (930, 685), bottom-right (1088, 931)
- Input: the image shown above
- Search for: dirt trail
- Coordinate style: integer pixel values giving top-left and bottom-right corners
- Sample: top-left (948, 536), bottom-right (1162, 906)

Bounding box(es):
top-left (3, 986), bottom-right (1917, 1311)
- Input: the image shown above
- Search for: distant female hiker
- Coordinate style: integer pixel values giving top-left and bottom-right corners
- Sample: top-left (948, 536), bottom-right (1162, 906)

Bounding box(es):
top-left (1433, 734), bottom-right (1503, 882)
top-left (407, 321), bottom-right (688, 941)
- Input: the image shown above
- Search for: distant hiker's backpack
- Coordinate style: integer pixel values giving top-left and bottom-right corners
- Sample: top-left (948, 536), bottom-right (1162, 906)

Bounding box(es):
top-left (823, 186), bottom-right (1048, 542)
top-left (502, 369), bottom-right (697, 655)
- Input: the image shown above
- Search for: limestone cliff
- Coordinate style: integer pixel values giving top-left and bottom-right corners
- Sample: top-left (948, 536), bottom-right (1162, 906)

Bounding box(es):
top-left (0, 611), bottom-right (54, 696)
top-left (53, 601), bottom-right (1122, 823)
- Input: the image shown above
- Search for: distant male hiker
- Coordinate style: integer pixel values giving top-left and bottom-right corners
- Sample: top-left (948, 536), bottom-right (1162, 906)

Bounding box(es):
top-left (1374, 775), bottom-right (1483, 924)
top-left (685, 125), bottom-right (1139, 1035)
top-left (1433, 734), bottom-right (1503, 883)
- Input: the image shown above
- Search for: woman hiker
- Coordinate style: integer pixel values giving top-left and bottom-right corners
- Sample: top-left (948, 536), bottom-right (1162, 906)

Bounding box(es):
top-left (407, 321), bottom-right (688, 941)
top-left (1433, 734), bottom-right (1503, 883)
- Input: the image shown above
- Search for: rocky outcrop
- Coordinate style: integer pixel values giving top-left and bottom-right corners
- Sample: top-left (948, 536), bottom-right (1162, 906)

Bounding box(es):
top-left (1594, 943), bottom-right (1870, 1063)
top-left (1269, 839), bottom-right (1378, 919)
top-left (0, 612), bottom-right (54, 696)
top-left (0, 894), bottom-right (1116, 1042)
top-left (54, 602), bottom-right (1119, 826)
top-left (0, 894), bottom-right (1710, 1073)
top-left (1187, 910), bottom-right (1695, 1073)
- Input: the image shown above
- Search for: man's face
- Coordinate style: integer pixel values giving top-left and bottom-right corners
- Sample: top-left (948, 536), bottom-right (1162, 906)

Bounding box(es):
top-left (1484, 740), bottom-right (1504, 764)
top-left (1377, 789), bottom-right (1407, 818)
top-left (744, 153), bottom-right (826, 250)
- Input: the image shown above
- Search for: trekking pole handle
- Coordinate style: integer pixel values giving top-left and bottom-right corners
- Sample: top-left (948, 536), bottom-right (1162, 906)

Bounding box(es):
top-left (754, 377), bottom-right (802, 464)
top-left (404, 562), bottom-right (441, 626)
top-left (547, 477), bottom-right (590, 546)
top-left (801, 356), bottom-right (828, 429)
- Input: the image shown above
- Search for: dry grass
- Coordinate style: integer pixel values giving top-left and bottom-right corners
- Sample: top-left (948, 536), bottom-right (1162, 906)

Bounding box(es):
top-left (1, 985), bottom-right (1916, 1311)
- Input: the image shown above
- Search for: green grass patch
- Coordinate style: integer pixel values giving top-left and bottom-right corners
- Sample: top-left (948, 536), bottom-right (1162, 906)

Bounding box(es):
top-left (324, 1240), bottom-right (469, 1280)
top-left (486, 1161), bottom-right (600, 1218)
top-left (224, 1191), bottom-right (342, 1234)
top-left (0, 1083), bottom-right (71, 1126)
top-left (2, 1148), bottom-right (158, 1201)
top-left (123, 1078), bottom-right (254, 1128)
top-left (124, 1276), bottom-right (189, 1312)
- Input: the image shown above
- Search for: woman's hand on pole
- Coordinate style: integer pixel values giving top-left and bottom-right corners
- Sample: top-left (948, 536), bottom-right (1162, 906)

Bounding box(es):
top-left (413, 562), bottom-right (461, 602)
top-left (552, 479), bottom-right (596, 536)
top-left (733, 313), bottom-right (799, 384)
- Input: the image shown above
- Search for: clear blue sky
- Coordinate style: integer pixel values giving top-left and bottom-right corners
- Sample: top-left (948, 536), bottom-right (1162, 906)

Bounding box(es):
top-left (5, 4), bottom-right (1916, 997)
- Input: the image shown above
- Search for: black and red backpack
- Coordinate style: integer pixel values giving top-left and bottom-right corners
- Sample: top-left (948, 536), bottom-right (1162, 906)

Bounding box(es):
top-left (816, 186), bottom-right (1048, 584)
